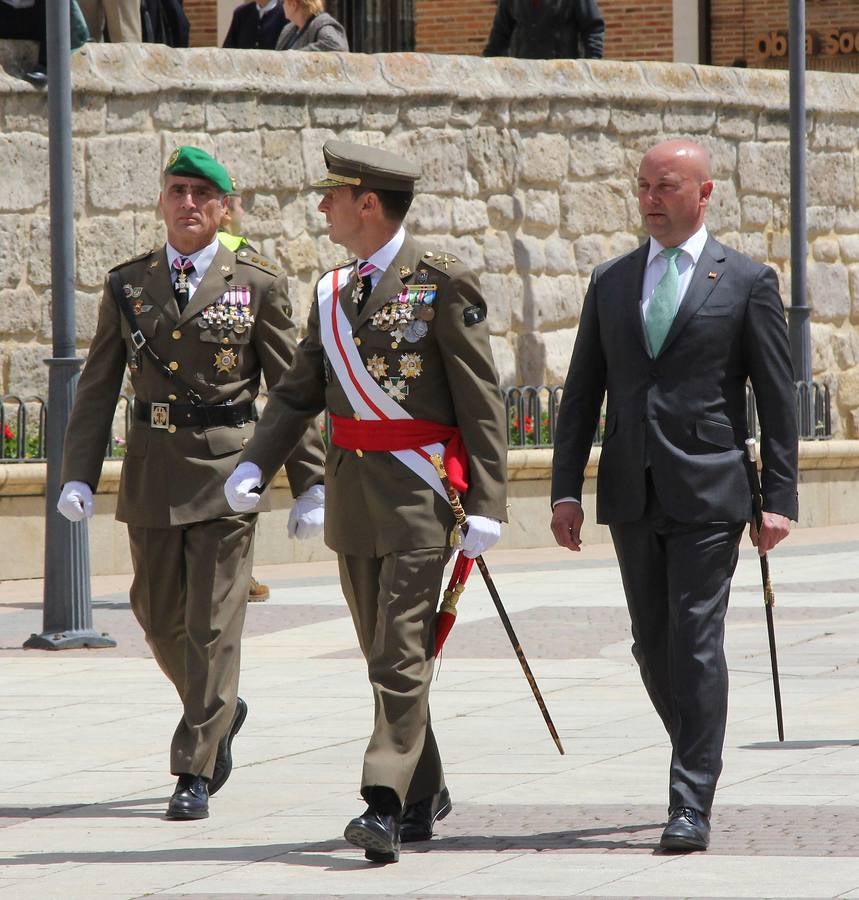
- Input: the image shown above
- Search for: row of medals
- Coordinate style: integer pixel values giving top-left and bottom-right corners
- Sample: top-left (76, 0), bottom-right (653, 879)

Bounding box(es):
top-left (204, 289), bottom-right (254, 373)
top-left (365, 283), bottom-right (436, 346)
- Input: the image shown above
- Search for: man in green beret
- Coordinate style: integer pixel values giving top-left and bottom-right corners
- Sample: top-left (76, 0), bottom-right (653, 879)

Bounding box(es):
top-left (57, 145), bottom-right (326, 821)
top-left (225, 140), bottom-right (508, 862)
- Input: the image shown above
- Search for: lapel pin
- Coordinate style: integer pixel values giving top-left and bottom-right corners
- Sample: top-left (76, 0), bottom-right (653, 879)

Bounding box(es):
top-left (708, 271), bottom-right (717, 279)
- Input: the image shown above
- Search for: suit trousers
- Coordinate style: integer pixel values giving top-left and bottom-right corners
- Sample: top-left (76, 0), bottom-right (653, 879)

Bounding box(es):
top-left (338, 547), bottom-right (450, 806)
top-left (77, 0), bottom-right (142, 41)
top-left (127, 512), bottom-right (257, 778)
top-left (609, 476), bottom-right (744, 817)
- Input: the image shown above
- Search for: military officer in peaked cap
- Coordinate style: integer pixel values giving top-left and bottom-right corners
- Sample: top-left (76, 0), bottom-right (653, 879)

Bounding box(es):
top-left (57, 146), bottom-right (327, 821)
top-left (225, 140), bottom-right (509, 862)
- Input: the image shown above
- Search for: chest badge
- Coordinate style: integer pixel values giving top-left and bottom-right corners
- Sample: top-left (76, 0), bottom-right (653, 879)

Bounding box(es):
top-left (214, 347), bottom-right (238, 374)
top-left (366, 354), bottom-right (389, 380)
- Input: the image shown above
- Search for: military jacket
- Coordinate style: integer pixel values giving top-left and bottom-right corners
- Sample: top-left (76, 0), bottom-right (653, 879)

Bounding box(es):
top-left (240, 232), bottom-right (508, 557)
top-left (61, 241), bottom-right (326, 528)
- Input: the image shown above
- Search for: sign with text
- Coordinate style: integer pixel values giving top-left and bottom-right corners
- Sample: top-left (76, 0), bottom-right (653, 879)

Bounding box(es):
top-left (756, 28), bottom-right (859, 59)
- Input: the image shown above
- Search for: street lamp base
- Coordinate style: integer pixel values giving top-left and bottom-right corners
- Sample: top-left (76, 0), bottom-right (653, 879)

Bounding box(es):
top-left (23, 630), bottom-right (117, 650)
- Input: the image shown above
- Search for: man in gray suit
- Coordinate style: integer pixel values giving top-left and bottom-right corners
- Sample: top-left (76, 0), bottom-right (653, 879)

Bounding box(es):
top-left (550, 139), bottom-right (798, 851)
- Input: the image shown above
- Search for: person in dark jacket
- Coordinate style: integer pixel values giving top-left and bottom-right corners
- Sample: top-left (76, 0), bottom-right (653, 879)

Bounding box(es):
top-left (483, 0), bottom-right (605, 60)
top-left (223, 0), bottom-right (287, 49)
top-left (276, 0), bottom-right (348, 52)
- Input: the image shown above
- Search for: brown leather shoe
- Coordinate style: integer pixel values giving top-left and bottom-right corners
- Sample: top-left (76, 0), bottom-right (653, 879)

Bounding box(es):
top-left (248, 577), bottom-right (269, 602)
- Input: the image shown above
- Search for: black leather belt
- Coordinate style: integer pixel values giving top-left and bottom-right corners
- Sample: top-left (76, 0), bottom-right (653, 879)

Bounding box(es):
top-left (134, 399), bottom-right (256, 430)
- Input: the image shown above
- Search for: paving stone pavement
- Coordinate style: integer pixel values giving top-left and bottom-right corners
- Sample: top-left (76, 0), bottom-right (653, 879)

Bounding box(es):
top-left (1, 524), bottom-right (858, 899)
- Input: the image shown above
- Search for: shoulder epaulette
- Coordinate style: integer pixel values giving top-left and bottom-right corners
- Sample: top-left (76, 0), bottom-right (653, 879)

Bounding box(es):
top-left (108, 247), bottom-right (157, 274)
top-left (236, 248), bottom-right (283, 277)
top-left (419, 249), bottom-right (466, 278)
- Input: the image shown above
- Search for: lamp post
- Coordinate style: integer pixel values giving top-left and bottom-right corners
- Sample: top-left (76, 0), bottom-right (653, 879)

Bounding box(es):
top-left (24, 1), bottom-right (115, 650)
top-left (787, 1), bottom-right (812, 423)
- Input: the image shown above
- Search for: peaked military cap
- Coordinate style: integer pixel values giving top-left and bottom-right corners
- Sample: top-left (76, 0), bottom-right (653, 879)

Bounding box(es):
top-left (164, 146), bottom-right (234, 195)
top-left (310, 140), bottom-right (421, 193)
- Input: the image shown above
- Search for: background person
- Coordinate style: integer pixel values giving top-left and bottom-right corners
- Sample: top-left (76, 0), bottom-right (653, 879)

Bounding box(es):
top-left (275, 0), bottom-right (348, 52)
top-left (483, 0), bottom-right (605, 60)
top-left (225, 140), bottom-right (507, 863)
top-left (78, 0), bottom-right (141, 42)
top-left (550, 138), bottom-right (798, 851)
top-left (223, 0), bottom-right (286, 49)
top-left (57, 146), bottom-right (326, 822)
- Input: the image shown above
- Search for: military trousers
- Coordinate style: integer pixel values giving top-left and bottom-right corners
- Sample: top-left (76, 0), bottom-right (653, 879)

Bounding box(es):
top-left (127, 512), bottom-right (257, 779)
top-left (338, 547), bottom-right (450, 807)
top-left (610, 474), bottom-right (744, 817)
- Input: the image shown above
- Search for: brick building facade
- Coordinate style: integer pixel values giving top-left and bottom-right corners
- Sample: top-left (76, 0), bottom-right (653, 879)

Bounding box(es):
top-left (201, 0), bottom-right (859, 73)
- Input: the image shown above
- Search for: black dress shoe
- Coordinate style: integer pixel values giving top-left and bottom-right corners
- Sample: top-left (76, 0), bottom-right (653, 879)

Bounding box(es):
top-left (166, 774), bottom-right (209, 820)
top-left (209, 697), bottom-right (248, 795)
top-left (660, 806), bottom-right (710, 851)
top-left (344, 807), bottom-right (401, 863)
top-left (400, 787), bottom-right (452, 842)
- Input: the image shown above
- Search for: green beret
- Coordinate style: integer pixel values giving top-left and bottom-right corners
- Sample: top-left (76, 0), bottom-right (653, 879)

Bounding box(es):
top-left (164, 146), bottom-right (234, 195)
top-left (310, 140), bottom-right (421, 193)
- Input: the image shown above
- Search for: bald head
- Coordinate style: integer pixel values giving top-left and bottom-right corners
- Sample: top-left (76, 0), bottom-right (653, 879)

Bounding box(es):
top-left (637, 139), bottom-right (714, 247)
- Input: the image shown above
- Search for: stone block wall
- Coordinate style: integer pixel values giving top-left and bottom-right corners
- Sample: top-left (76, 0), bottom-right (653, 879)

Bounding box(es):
top-left (1, 43), bottom-right (858, 434)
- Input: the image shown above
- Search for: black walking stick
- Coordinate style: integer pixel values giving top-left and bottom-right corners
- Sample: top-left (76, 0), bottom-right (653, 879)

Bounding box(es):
top-left (745, 438), bottom-right (785, 742)
top-left (430, 454), bottom-right (565, 755)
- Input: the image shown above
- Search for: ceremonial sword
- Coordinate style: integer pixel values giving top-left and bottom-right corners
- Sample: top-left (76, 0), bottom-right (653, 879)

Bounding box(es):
top-left (430, 454), bottom-right (565, 755)
top-left (745, 437), bottom-right (785, 742)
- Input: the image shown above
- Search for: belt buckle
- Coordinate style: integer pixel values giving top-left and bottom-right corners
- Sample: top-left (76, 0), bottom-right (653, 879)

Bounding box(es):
top-left (150, 402), bottom-right (170, 430)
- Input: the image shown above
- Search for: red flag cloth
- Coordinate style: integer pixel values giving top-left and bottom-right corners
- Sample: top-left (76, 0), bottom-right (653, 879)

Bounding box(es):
top-left (434, 552), bottom-right (475, 656)
top-left (330, 414), bottom-right (469, 493)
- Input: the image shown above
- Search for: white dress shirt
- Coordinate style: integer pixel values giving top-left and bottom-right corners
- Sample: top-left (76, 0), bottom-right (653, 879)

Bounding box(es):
top-left (641, 224), bottom-right (709, 317)
top-left (357, 226), bottom-right (406, 291)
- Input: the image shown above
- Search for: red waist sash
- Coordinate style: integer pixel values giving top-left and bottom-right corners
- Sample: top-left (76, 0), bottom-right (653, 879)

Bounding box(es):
top-left (330, 414), bottom-right (469, 493)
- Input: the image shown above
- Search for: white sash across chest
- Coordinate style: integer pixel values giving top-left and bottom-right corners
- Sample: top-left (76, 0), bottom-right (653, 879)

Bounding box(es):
top-left (316, 265), bottom-right (446, 499)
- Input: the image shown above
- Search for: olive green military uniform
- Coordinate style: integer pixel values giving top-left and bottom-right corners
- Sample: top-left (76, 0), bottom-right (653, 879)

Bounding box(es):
top-left (239, 233), bottom-right (508, 805)
top-left (61, 240), bottom-right (325, 778)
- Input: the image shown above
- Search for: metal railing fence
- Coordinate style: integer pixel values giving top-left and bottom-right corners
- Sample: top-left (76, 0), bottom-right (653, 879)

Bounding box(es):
top-left (0, 381), bottom-right (835, 461)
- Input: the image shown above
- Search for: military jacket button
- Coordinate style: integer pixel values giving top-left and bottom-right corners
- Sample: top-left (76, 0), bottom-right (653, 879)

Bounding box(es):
top-left (354, 337), bottom-right (361, 346)
top-left (356, 449), bottom-right (364, 457)
top-left (169, 361), bottom-right (179, 371)
top-left (168, 394), bottom-right (177, 401)
top-left (167, 424), bottom-right (177, 434)
top-left (172, 330), bottom-right (181, 340)
top-left (241, 438), bottom-right (249, 448)
top-left (353, 412), bottom-right (361, 421)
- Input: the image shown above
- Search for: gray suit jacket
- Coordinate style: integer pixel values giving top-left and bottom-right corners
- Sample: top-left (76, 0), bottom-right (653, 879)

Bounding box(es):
top-left (275, 12), bottom-right (348, 51)
top-left (551, 234), bottom-right (799, 525)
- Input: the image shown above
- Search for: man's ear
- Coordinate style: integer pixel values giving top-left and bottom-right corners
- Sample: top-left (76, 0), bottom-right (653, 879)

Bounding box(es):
top-left (700, 179), bottom-right (714, 204)
top-left (360, 190), bottom-right (380, 216)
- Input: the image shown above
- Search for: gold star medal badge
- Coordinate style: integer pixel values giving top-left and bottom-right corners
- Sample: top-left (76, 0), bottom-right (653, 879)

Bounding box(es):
top-left (214, 347), bottom-right (238, 374)
top-left (366, 354), bottom-right (389, 380)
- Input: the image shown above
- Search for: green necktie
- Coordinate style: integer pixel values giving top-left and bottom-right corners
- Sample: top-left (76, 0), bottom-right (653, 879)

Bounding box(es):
top-left (645, 247), bottom-right (682, 356)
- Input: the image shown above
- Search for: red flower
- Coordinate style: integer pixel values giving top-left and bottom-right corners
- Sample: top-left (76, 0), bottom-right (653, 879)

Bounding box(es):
top-left (524, 415), bottom-right (534, 434)
top-left (3, 423), bottom-right (13, 441)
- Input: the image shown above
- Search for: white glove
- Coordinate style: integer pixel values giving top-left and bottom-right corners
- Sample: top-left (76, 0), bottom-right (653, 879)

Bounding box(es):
top-left (57, 481), bottom-right (93, 522)
top-left (287, 483), bottom-right (325, 540)
top-left (224, 461), bottom-right (263, 512)
top-left (460, 515), bottom-right (501, 559)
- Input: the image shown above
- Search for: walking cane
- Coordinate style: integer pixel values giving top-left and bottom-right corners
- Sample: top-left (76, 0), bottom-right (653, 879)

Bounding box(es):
top-left (745, 438), bottom-right (785, 742)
